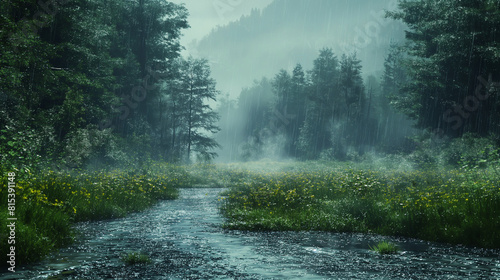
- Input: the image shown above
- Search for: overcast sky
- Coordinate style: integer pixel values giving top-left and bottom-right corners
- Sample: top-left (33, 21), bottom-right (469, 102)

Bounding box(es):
top-left (171, 0), bottom-right (274, 56)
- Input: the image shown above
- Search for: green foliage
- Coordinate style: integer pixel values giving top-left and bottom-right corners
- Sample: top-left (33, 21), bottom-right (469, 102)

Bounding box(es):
top-left (370, 241), bottom-right (399, 255)
top-left (298, 48), bottom-right (341, 158)
top-left (179, 57), bottom-right (221, 162)
top-left (220, 162), bottom-right (500, 248)
top-left (0, 162), bottom-right (189, 265)
top-left (235, 47), bottom-right (403, 161)
top-left (121, 252), bottom-right (152, 265)
top-left (154, 57), bottom-right (221, 163)
top-left (0, 127), bottom-right (43, 172)
top-left (271, 65), bottom-right (307, 157)
top-left (406, 133), bottom-right (500, 169)
top-left (447, 134), bottom-right (499, 168)
top-left (0, 211), bottom-right (59, 265)
top-left (0, 0), bottom-right (191, 167)
top-left (62, 126), bottom-right (118, 168)
top-left (387, 0), bottom-right (500, 137)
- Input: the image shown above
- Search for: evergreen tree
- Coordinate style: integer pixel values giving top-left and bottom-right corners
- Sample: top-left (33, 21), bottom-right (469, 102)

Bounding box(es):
top-left (387, 0), bottom-right (500, 137)
top-left (379, 43), bottom-right (415, 152)
top-left (271, 69), bottom-right (293, 156)
top-left (337, 53), bottom-right (366, 152)
top-left (179, 57), bottom-right (220, 162)
top-left (0, 0), bottom-right (189, 168)
top-left (289, 64), bottom-right (307, 156)
top-left (299, 48), bottom-right (339, 158)
top-left (158, 59), bottom-right (185, 160)
top-left (271, 64), bottom-right (308, 157)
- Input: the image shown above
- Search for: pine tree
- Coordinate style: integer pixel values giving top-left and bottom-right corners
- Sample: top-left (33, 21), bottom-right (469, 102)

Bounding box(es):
top-left (337, 53), bottom-right (366, 150)
top-left (387, 0), bottom-right (500, 137)
top-left (299, 48), bottom-right (340, 158)
top-left (271, 64), bottom-right (308, 157)
top-left (179, 57), bottom-right (220, 162)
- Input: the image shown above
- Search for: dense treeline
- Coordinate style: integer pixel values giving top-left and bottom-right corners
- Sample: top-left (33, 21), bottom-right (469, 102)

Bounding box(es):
top-left (218, 0), bottom-right (500, 164)
top-left (388, 0), bottom-right (500, 138)
top-left (0, 0), bottom-right (220, 170)
top-left (218, 48), bottom-right (415, 161)
top-left (0, 0), bottom-right (499, 267)
top-left (2, 0), bottom-right (500, 168)
top-left (197, 0), bottom-right (406, 95)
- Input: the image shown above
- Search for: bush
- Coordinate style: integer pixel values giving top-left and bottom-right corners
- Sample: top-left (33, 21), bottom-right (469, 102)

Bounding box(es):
top-left (442, 133), bottom-right (499, 168)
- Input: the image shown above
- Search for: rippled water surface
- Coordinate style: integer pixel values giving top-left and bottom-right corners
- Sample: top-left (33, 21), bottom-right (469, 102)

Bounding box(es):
top-left (2, 188), bottom-right (499, 279)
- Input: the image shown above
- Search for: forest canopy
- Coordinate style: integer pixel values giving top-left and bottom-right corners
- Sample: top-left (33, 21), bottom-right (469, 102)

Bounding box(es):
top-left (216, 0), bottom-right (500, 163)
top-left (1, 0), bottom-right (500, 169)
top-left (1, 0), bottom-right (220, 169)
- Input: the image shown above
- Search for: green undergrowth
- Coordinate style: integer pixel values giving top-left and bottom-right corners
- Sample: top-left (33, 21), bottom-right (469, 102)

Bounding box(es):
top-left (121, 251), bottom-right (152, 265)
top-left (183, 163), bottom-right (260, 188)
top-left (0, 162), bottom-right (189, 265)
top-left (370, 241), bottom-right (399, 254)
top-left (220, 162), bottom-right (500, 248)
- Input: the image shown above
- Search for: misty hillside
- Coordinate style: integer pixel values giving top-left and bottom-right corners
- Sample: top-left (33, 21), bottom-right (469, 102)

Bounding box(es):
top-left (195, 0), bottom-right (406, 95)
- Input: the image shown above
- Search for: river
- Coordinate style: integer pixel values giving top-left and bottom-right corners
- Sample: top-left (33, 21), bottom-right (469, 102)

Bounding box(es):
top-left (2, 188), bottom-right (499, 279)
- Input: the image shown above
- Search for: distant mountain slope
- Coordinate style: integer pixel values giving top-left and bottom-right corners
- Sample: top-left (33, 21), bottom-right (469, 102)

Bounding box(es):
top-left (194, 0), bottom-right (406, 96)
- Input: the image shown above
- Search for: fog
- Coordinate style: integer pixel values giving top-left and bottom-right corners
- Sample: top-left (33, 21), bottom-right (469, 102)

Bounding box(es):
top-left (3, 1), bottom-right (500, 274)
top-left (194, 0), bottom-right (405, 98)
top-left (4, 0), bottom-right (497, 167)
top-left (185, 0), bottom-right (413, 162)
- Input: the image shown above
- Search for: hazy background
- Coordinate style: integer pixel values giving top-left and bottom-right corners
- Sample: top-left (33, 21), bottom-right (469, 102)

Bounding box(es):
top-left (175, 0), bottom-right (406, 98)
top-left (171, 0), bottom-right (274, 56)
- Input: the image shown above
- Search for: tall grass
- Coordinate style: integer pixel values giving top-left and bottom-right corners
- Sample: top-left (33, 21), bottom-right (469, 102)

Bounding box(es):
top-left (0, 162), bottom-right (189, 265)
top-left (370, 241), bottom-right (399, 254)
top-left (220, 163), bottom-right (500, 248)
top-left (121, 251), bottom-right (152, 265)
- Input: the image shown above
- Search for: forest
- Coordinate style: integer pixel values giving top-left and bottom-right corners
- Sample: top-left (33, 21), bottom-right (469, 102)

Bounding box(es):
top-left (2, 0), bottom-right (500, 168)
top-left (0, 0), bottom-right (499, 273)
top-left (1, 0), bottom-right (219, 169)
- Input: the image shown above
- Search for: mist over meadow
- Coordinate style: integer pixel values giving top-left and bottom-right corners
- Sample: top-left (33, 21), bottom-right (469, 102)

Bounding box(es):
top-left (1, 0), bottom-right (499, 274)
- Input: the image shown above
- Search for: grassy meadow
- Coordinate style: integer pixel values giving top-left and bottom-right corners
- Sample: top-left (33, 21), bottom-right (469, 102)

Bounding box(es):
top-left (219, 160), bottom-right (500, 248)
top-left (1, 158), bottom-right (499, 266)
top-left (0, 162), bottom-right (190, 265)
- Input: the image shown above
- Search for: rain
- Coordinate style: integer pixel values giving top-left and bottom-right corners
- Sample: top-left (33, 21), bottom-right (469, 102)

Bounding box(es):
top-left (0, 0), bottom-right (499, 279)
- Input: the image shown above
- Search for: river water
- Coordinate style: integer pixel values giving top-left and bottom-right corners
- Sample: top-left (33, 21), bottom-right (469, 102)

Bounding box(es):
top-left (2, 188), bottom-right (499, 279)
